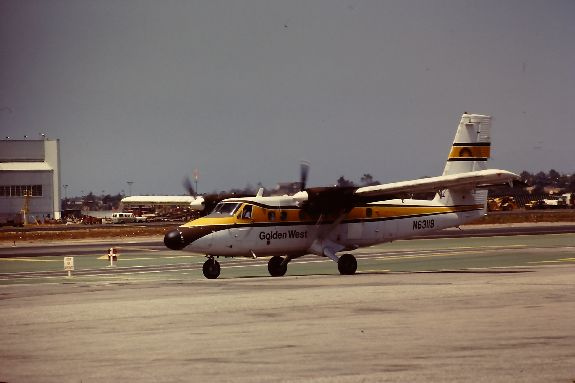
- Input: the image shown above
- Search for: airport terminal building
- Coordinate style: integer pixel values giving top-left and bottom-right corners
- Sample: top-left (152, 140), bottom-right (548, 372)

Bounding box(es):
top-left (0, 139), bottom-right (61, 224)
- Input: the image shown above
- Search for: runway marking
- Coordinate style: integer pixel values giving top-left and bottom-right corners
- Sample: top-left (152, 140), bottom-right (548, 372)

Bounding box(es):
top-left (2, 234), bottom-right (574, 283)
top-left (368, 244), bottom-right (570, 262)
top-left (96, 255), bottom-right (197, 261)
top-left (116, 247), bottom-right (161, 252)
top-left (0, 258), bottom-right (60, 263)
top-left (354, 244), bottom-right (528, 255)
top-left (528, 257), bottom-right (575, 264)
top-left (372, 248), bottom-right (497, 261)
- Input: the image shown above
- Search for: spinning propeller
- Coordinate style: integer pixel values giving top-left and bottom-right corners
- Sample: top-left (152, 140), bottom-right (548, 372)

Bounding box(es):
top-left (182, 174), bottom-right (254, 216)
top-left (182, 176), bottom-right (196, 197)
top-left (294, 161), bottom-right (360, 216)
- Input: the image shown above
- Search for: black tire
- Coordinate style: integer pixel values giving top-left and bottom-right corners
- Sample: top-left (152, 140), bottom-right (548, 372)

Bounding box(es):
top-left (338, 254), bottom-right (357, 275)
top-left (203, 258), bottom-right (221, 279)
top-left (268, 256), bottom-right (287, 277)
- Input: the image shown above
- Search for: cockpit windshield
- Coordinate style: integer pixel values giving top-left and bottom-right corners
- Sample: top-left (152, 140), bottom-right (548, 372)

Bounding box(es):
top-left (210, 202), bottom-right (242, 216)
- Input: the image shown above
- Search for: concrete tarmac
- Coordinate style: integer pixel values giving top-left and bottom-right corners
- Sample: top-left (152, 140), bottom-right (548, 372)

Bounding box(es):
top-left (1, 265), bottom-right (574, 382)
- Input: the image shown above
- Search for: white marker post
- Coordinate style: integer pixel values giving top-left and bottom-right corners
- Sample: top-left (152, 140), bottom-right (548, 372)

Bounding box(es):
top-left (64, 257), bottom-right (74, 278)
top-left (108, 247), bottom-right (118, 267)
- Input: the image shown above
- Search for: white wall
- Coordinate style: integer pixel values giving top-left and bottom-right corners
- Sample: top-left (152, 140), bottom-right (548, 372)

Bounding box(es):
top-left (0, 139), bottom-right (61, 221)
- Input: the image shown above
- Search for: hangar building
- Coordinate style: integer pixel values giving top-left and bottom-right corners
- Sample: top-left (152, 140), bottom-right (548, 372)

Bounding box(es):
top-left (0, 139), bottom-right (61, 224)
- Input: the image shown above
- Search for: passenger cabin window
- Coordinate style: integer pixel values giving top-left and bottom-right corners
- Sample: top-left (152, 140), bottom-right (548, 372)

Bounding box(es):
top-left (268, 211), bottom-right (276, 221)
top-left (212, 202), bottom-right (242, 216)
top-left (280, 211), bottom-right (288, 221)
top-left (366, 208), bottom-right (373, 218)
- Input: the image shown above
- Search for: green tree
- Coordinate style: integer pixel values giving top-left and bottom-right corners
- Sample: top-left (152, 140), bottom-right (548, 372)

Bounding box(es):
top-left (548, 169), bottom-right (561, 185)
top-left (360, 173), bottom-right (379, 186)
top-left (336, 176), bottom-right (355, 188)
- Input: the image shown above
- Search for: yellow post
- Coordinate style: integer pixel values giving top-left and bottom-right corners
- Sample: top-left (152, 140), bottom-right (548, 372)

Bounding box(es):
top-left (21, 190), bottom-right (30, 226)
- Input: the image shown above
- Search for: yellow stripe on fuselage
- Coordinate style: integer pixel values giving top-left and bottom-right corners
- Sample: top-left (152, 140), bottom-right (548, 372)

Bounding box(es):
top-left (182, 215), bottom-right (237, 227)
top-left (345, 204), bottom-right (480, 221)
top-left (181, 202), bottom-right (482, 228)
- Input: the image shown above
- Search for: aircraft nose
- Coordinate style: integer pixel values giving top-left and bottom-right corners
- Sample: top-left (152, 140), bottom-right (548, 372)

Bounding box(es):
top-left (164, 226), bottom-right (214, 250)
top-left (164, 229), bottom-right (187, 250)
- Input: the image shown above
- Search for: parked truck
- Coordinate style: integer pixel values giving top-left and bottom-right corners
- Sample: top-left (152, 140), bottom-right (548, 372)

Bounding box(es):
top-left (525, 193), bottom-right (575, 209)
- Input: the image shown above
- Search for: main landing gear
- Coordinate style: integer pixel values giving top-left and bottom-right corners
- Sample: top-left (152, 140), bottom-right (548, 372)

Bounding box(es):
top-left (266, 253), bottom-right (357, 277)
top-left (202, 257), bottom-right (220, 279)
top-left (268, 256), bottom-right (288, 277)
top-left (201, 253), bottom-right (358, 279)
top-left (337, 253), bottom-right (357, 275)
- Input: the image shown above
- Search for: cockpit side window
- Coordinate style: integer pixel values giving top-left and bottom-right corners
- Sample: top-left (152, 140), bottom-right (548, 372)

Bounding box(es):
top-left (212, 202), bottom-right (242, 216)
top-left (240, 204), bottom-right (253, 219)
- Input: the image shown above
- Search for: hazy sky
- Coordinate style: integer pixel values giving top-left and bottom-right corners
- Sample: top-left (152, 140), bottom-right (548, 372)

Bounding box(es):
top-left (1, 0), bottom-right (574, 196)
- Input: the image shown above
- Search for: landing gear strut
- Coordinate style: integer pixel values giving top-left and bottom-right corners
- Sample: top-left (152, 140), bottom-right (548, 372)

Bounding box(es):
top-left (337, 254), bottom-right (357, 275)
top-left (203, 257), bottom-right (221, 279)
top-left (268, 255), bottom-right (288, 277)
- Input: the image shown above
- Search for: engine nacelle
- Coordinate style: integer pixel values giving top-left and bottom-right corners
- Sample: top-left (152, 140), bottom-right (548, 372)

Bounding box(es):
top-left (189, 197), bottom-right (205, 211)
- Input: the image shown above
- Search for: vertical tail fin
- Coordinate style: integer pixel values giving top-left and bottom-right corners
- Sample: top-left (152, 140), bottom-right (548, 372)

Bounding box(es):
top-left (442, 113), bottom-right (491, 176)
top-left (436, 113), bottom-right (492, 213)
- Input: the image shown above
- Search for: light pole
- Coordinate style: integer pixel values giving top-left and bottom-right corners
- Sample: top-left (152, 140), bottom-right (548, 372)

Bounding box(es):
top-left (63, 184), bottom-right (68, 209)
top-left (193, 168), bottom-right (199, 195)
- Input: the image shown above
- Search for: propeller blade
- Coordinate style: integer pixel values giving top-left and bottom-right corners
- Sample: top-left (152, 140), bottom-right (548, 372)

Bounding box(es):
top-left (183, 176), bottom-right (195, 197)
top-left (300, 161), bottom-right (310, 191)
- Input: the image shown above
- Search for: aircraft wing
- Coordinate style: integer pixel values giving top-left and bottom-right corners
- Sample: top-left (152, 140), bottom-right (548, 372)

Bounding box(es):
top-left (297, 169), bottom-right (519, 214)
top-left (354, 169), bottom-right (520, 199)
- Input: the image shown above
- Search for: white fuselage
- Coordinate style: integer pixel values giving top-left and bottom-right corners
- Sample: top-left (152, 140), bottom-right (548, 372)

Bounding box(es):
top-left (178, 196), bottom-right (485, 259)
top-left (162, 113), bottom-right (519, 279)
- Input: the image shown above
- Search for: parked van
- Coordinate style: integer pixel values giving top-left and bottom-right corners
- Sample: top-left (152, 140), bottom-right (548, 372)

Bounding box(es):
top-left (110, 212), bottom-right (147, 224)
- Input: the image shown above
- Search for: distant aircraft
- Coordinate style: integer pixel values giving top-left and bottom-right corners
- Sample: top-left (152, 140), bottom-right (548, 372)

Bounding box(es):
top-left (121, 179), bottom-right (251, 214)
top-left (121, 195), bottom-right (202, 208)
top-left (162, 113), bottom-right (519, 279)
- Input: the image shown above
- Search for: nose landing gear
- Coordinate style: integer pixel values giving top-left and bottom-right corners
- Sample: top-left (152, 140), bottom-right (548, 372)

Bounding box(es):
top-left (202, 256), bottom-right (221, 279)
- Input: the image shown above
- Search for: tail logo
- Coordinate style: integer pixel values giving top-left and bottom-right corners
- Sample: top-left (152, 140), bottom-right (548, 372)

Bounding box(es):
top-left (448, 143), bottom-right (490, 161)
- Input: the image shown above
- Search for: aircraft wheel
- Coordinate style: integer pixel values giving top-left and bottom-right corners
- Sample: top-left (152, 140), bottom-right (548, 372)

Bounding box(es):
top-left (268, 256), bottom-right (287, 277)
top-left (203, 258), bottom-right (221, 279)
top-left (338, 254), bottom-right (357, 275)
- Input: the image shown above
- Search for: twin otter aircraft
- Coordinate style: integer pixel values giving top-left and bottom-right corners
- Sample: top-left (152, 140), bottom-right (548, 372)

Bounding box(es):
top-left (164, 113), bottom-right (519, 279)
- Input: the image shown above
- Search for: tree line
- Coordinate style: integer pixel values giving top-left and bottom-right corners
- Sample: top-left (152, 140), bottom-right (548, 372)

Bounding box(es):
top-left (519, 170), bottom-right (575, 193)
top-left (65, 170), bottom-right (574, 211)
